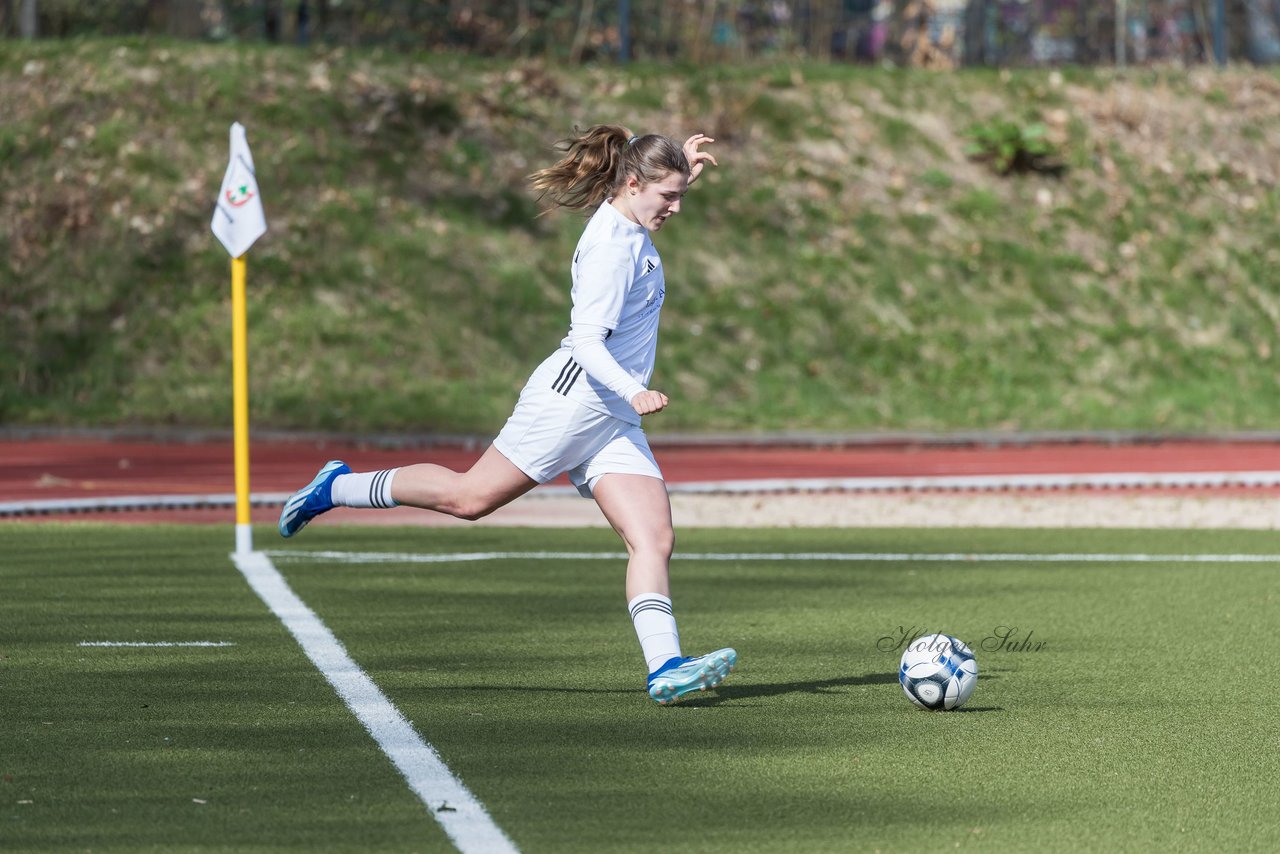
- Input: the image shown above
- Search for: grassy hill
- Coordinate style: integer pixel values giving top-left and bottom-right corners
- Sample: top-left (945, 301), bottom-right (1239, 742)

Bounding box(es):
top-left (4, 39), bottom-right (1280, 436)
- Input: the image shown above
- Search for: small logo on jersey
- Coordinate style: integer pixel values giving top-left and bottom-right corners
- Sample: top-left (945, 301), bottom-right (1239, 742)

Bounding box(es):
top-left (643, 258), bottom-right (657, 276)
top-left (637, 288), bottom-right (665, 320)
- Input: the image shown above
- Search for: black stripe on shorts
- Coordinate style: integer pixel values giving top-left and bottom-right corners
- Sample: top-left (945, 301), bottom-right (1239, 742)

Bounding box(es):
top-left (553, 359), bottom-right (583, 395)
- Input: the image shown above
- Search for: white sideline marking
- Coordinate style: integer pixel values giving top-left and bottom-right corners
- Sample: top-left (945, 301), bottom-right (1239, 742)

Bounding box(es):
top-left (231, 550), bottom-right (518, 854)
top-left (266, 549), bottom-right (1280, 565)
top-left (78, 641), bottom-right (237, 647)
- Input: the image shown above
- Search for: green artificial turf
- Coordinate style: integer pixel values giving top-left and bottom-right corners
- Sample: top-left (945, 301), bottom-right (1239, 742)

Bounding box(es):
top-left (3, 523), bottom-right (1278, 852)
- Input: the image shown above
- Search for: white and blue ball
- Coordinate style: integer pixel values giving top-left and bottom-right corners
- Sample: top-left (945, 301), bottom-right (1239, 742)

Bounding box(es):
top-left (898, 633), bottom-right (978, 710)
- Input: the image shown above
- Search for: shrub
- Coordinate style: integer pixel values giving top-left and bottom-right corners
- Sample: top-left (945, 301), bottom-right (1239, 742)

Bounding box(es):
top-left (964, 119), bottom-right (1064, 176)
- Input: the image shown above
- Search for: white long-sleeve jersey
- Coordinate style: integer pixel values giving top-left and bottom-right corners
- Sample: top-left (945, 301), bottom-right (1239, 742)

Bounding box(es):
top-left (524, 200), bottom-right (665, 425)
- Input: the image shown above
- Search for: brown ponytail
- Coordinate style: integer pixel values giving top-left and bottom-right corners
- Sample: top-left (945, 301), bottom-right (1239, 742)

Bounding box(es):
top-left (528, 124), bottom-right (690, 212)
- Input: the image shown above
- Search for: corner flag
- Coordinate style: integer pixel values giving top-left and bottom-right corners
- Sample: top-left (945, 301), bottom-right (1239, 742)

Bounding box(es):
top-left (211, 122), bottom-right (267, 257)
top-left (211, 122), bottom-right (267, 556)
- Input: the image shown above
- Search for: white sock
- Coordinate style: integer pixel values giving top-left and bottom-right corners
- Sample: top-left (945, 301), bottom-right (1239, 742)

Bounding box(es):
top-left (330, 469), bottom-right (400, 509)
top-left (628, 593), bottom-right (682, 673)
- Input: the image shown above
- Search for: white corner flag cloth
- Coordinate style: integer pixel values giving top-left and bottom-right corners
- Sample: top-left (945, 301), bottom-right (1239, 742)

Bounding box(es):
top-left (211, 122), bottom-right (267, 258)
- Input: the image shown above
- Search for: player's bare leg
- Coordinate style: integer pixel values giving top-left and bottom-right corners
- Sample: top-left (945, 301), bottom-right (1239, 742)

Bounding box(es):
top-left (594, 473), bottom-right (736, 704)
top-left (391, 445), bottom-right (538, 521)
top-left (280, 445), bottom-right (537, 536)
top-left (592, 472), bottom-right (674, 600)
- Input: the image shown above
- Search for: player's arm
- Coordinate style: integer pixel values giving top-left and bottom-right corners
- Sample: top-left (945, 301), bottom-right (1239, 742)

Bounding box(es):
top-left (571, 243), bottom-right (669, 415)
top-left (568, 324), bottom-right (668, 415)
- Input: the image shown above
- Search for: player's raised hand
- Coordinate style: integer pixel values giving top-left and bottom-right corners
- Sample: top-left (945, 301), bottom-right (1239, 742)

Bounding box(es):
top-left (631, 390), bottom-right (670, 416)
top-left (682, 133), bottom-right (718, 185)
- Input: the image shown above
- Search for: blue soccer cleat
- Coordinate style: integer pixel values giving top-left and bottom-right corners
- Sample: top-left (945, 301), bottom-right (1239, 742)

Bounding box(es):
top-left (278, 460), bottom-right (350, 538)
top-left (647, 648), bottom-right (737, 705)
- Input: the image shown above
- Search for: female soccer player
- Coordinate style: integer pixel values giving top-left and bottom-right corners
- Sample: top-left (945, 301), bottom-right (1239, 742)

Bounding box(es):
top-left (278, 125), bottom-right (735, 705)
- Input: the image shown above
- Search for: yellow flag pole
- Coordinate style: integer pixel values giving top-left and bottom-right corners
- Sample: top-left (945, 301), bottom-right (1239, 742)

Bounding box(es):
top-left (231, 254), bottom-right (253, 555)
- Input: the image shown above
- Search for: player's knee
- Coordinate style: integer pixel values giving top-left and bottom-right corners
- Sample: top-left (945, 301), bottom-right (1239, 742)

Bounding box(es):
top-left (635, 525), bottom-right (675, 560)
top-left (449, 492), bottom-right (502, 521)
top-left (451, 498), bottom-right (494, 521)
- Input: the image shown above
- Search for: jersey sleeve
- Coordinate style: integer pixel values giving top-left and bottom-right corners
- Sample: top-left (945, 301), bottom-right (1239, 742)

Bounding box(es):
top-left (568, 323), bottom-right (647, 403)
top-left (571, 242), bottom-right (635, 330)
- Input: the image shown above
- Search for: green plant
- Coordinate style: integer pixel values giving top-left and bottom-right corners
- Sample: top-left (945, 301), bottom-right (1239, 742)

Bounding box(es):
top-left (964, 118), bottom-right (1064, 176)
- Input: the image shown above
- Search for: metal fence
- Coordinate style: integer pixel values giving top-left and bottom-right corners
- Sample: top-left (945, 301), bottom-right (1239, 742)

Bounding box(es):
top-left (4, 0), bottom-right (1280, 66)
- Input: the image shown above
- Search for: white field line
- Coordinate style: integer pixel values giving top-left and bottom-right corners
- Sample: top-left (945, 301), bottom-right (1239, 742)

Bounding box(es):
top-left (668, 470), bottom-right (1280, 493)
top-left (265, 549), bottom-right (1280, 565)
top-left (78, 641), bottom-right (237, 647)
top-left (231, 551), bottom-right (518, 854)
top-left (5, 468), bottom-right (1280, 516)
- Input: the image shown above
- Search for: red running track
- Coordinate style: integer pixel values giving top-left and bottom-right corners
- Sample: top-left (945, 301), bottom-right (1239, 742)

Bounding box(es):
top-left (2, 436), bottom-right (1279, 524)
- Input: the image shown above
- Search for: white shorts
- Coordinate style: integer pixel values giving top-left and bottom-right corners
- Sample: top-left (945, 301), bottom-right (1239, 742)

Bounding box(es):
top-left (491, 389), bottom-right (663, 498)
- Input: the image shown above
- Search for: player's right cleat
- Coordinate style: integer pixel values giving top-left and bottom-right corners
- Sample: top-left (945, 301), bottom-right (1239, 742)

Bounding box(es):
top-left (278, 460), bottom-right (350, 538)
top-left (647, 648), bottom-right (737, 705)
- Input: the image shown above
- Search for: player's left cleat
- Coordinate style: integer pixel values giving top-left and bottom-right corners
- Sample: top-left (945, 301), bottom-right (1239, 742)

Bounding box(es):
top-left (647, 648), bottom-right (737, 705)
top-left (278, 460), bottom-right (350, 538)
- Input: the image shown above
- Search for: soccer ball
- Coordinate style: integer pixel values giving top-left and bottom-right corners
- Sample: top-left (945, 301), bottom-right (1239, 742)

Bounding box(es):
top-left (898, 633), bottom-right (978, 711)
